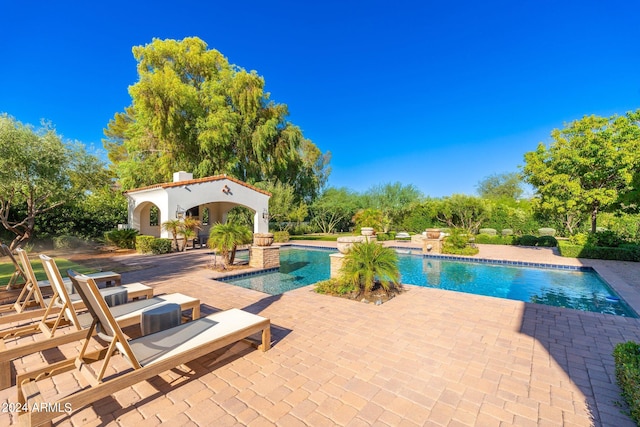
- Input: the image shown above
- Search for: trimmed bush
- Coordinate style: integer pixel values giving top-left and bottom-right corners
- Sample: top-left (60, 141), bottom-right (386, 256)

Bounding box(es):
top-left (569, 232), bottom-right (589, 246)
top-left (375, 232), bottom-right (395, 241)
top-left (150, 238), bottom-right (173, 255)
top-left (273, 231), bottom-right (290, 243)
top-left (315, 278), bottom-right (357, 295)
top-left (501, 229), bottom-right (514, 236)
top-left (442, 246), bottom-right (480, 256)
top-left (105, 229), bottom-right (138, 249)
top-left (538, 227), bottom-right (556, 237)
top-left (558, 241), bottom-right (640, 261)
top-left (474, 234), bottom-right (515, 245)
top-left (442, 229), bottom-right (479, 255)
top-left (136, 235), bottom-right (155, 254)
top-left (478, 228), bottom-right (497, 236)
top-left (592, 230), bottom-right (625, 248)
top-left (613, 341), bottom-right (640, 424)
top-left (537, 235), bottom-right (558, 247)
top-left (515, 235), bottom-right (539, 247)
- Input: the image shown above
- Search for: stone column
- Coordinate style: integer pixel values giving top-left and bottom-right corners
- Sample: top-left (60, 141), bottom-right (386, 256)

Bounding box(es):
top-left (422, 238), bottom-right (443, 254)
top-left (329, 253), bottom-right (345, 278)
top-left (249, 246), bottom-right (280, 269)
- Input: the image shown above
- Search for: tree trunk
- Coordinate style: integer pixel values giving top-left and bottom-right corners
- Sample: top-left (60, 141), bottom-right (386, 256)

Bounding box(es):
top-left (591, 206), bottom-right (598, 234)
top-left (229, 245), bottom-right (237, 265)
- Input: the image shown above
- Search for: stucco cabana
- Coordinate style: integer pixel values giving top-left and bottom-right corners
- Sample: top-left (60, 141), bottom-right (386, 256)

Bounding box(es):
top-left (124, 172), bottom-right (270, 239)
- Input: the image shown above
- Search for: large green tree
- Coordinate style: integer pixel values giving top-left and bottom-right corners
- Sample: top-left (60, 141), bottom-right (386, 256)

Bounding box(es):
top-left (362, 182), bottom-right (423, 231)
top-left (476, 172), bottom-right (523, 200)
top-left (255, 181), bottom-right (308, 231)
top-left (435, 194), bottom-right (489, 234)
top-left (0, 115), bottom-right (111, 249)
top-left (104, 37), bottom-right (330, 200)
top-left (523, 112), bottom-right (640, 234)
top-left (310, 187), bottom-right (362, 233)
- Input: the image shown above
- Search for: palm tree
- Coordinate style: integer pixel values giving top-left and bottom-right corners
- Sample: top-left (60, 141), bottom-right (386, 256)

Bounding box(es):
top-left (340, 241), bottom-right (401, 296)
top-left (162, 219), bottom-right (183, 252)
top-left (181, 217), bottom-right (202, 251)
top-left (208, 223), bottom-right (252, 267)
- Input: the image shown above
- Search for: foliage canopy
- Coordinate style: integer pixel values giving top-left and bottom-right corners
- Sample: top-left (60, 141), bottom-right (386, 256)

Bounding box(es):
top-left (0, 115), bottom-right (113, 249)
top-left (522, 111), bottom-right (640, 233)
top-left (104, 37), bottom-right (330, 201)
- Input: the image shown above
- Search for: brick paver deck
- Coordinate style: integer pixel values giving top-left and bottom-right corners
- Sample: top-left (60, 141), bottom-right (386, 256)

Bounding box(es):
top-left (2, 242), bottom-right (640, 426)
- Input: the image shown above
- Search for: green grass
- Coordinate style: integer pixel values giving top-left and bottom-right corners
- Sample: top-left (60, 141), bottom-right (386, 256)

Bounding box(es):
top-left (1, 258), bottom-right (95, 287)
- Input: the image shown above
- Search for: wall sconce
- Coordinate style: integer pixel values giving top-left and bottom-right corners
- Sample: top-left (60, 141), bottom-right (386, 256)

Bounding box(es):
top-left (262, 209), bottom-right (270, 220)
top-left (222, 185), bottom-right (231, 194)
top-left (176, 205), bottom-right (186, 219)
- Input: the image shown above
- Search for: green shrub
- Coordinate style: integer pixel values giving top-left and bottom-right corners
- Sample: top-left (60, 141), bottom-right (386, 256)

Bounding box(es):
top-left (442, 246), bottom-right (479, 256)
top-left (289, 224), bottom-right (315, 235)
top-left (315, 278), bottom-right (357, 295)
top-left (273, 231), bottom-right (290, 243)
top-left (569, 232), bottom-right (589, 246)
top-left (442, 229), bottom-right (479, 255)
top-left (375, 232), bottom-right (394, 241)
top-left (501, 229), bottom-right (514, 236)
top-left (150, 238), bottom-right (173, 255)
top-left (538, 228), bottom-right (556, 237)
top-left (558, 241), bottom-right (640, 261)
top-left (136, 235), bottom-right (155, 254)
top-left (515, 235), bottom-right (539, 246)
top-left (478, 228), bottom-right (497, 236)
top-left (537, 235), bottom-right (558, 247)
top-left (592, 230), bottom-right (625, 248)
top-left (444, 228), bottom-right (469, 250)
top-left (474, 234), bottom-right (515, 245)
top-left (105, 229), bottom-right (139, 249)
top-left (613, 341), bottom-right (640, 424)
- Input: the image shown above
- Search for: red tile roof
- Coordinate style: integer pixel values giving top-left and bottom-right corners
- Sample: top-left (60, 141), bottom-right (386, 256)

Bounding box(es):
top-left (124, 174), bottom-right (272, 196)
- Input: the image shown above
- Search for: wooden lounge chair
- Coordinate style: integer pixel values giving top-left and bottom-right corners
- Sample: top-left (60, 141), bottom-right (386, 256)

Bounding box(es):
top-left (16, 273), bottom-right (270, 427)
top-left (0, 244), bottom-right (28, 290)
top-left (0, 256), bottom-right (200, 390)
top-left (0, 249), bottom-right (152, 326)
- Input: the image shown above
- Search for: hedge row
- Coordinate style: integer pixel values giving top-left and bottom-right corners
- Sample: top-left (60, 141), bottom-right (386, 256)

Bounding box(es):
top-left (474, 234), bottom-right (558, 247)
top-left (135, 235), bottom-right (173, 255)
top-left (613, 341), bottom-right (640, 424)
top-left (558, 241), bottom-right (640, 262)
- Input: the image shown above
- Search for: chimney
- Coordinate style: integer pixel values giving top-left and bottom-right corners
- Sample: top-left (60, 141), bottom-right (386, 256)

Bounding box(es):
top-left (173, 171), bottom-right (193, 183)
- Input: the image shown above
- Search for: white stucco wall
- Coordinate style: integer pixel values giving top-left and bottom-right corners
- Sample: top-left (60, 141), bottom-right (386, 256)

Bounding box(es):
top-left (125, 176), bottom-right (270, 238)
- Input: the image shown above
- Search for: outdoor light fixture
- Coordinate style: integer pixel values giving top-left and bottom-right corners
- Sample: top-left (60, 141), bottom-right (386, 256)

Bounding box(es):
top-left (222, 185), bottom-right (231, 194)
top-left (176, 205), bottom-right (186, 219)
top-left (262, 209), bottom-right (270, 220)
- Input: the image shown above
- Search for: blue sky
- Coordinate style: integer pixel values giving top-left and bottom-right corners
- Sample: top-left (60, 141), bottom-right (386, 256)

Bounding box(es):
top-left (1, 1), bottom-right (639, 197)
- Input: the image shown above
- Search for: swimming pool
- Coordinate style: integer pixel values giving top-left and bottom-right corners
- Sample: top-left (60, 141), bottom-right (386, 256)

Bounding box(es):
top-left (220, 247), bottom-right (637, 317)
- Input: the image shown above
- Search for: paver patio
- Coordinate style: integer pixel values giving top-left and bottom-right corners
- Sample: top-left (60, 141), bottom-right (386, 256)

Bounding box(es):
top-left (1, 242), bottom-right (640, 426)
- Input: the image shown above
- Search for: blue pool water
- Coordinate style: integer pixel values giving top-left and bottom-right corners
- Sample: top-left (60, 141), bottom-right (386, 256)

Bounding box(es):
top-left (221, 248), bottom-right (637, 317)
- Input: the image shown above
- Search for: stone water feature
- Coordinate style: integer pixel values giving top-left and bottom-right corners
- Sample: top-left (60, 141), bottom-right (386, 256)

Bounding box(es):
top-left (421, 228), bottom-right (444, 254)
top-left (249, 233), bottom-right (280, 269)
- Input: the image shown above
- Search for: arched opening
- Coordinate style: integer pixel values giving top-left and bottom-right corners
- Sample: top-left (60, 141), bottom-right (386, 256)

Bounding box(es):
top-left (135, 202), bottom-right (162, 237)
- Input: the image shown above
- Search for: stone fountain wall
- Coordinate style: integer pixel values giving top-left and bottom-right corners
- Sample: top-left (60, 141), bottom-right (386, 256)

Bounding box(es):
top-left (250, 246), bottom-right (280, 269)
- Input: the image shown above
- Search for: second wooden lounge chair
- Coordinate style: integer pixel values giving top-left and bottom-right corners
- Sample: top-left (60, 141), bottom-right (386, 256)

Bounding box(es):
top-left (0, 243), bottom-right (28, 290)
top-left (0, 255), bottom-right (200, 390)
top-left (0, 249), bottom-right (152, 326)
top-left (16, 272), bottom-right (270, 427)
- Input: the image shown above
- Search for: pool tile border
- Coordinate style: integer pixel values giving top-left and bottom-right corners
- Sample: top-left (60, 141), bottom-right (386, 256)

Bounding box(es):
top-left (388, 246), bottom-right (595, 271)
top-left (218, 266), bottom-right (280, 281)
